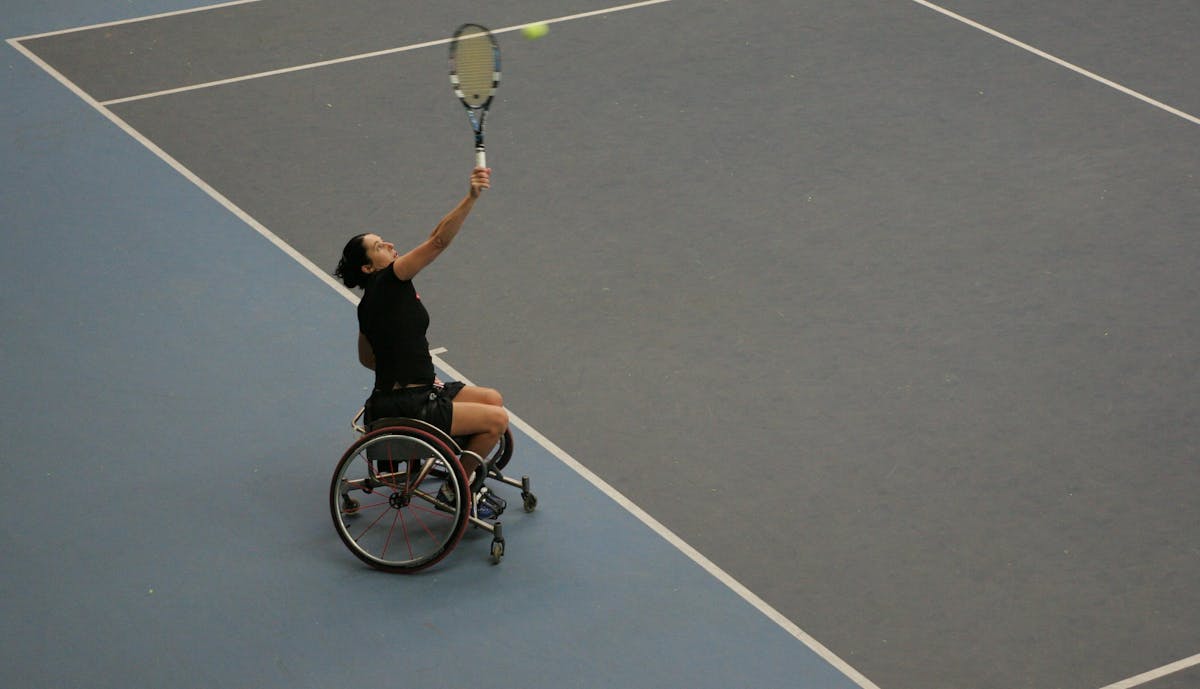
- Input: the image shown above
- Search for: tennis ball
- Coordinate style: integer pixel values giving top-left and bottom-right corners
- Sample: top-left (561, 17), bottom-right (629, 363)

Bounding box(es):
top-left (521, 22), bottom-right (550, 40)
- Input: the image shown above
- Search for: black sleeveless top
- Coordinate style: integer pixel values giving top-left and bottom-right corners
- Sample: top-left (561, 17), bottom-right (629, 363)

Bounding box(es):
top-left (357, 266), bottom-right (435, 390)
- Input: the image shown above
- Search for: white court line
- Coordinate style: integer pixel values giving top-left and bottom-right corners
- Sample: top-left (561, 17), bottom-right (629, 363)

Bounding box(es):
top-left (8, 8), bottom-right (880, 689)
top-left (12, 0), bottom-right (263, 41)
top-left (909, 0), bottom-right (1200, 127)
top-left (1096, 652), bottom-right (1200, 689)
top-left (432, 354), bottom-right (881, 689)
top-left (97, 0), bottom-right (673, 106)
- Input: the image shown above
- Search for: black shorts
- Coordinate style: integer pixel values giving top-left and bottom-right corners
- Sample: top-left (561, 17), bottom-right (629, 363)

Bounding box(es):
top-left (364, 381), bottom-right (466, 435)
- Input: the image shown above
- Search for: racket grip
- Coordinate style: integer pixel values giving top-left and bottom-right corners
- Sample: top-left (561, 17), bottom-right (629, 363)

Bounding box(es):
top-left (475, 147), bottom-right (487, 169)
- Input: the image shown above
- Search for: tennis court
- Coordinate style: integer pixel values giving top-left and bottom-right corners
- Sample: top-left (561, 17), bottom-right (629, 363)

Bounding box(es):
top-left (3, 1), bottom-right (1198, 688)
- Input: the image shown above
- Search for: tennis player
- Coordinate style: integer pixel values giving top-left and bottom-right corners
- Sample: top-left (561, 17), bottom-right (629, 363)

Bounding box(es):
top-left (334, 166), bottom-right (505, 492)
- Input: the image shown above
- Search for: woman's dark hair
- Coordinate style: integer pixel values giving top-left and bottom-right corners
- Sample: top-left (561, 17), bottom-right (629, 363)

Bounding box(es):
top-left (334, 233), bottom-right (370, 289)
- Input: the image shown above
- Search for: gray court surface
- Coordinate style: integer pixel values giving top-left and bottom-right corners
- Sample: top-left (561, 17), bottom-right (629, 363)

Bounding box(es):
top-left (5, 1), bottom-right (1199, 688)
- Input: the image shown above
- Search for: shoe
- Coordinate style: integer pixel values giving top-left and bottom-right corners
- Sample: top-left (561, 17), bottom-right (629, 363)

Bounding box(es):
top-left (474, 499), bottom-right (498, 520)
top-left (436, 481), bottom-right (505, 520)
top-left (473, 489), bottom-right (506, 520)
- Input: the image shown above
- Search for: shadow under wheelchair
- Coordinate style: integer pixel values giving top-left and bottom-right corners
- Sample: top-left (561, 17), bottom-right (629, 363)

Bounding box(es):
top-left (329, 409), bottom-right (537, 572)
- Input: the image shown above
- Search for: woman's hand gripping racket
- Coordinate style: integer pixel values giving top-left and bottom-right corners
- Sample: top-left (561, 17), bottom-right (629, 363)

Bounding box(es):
top-left (449, 23), bottom-right (500, 169)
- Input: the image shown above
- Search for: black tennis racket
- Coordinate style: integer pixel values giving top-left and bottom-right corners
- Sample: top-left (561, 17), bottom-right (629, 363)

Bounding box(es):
top-left (448, 23), bottom-right (500, 168)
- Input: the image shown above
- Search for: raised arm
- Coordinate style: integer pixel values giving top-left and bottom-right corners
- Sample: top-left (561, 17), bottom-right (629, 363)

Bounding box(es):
top-left (391, 167), bottom-right (491, 281)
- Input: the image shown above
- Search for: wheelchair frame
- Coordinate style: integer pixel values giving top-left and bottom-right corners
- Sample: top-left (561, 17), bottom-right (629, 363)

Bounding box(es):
top-left (329, 408), bottom-right (536, 572)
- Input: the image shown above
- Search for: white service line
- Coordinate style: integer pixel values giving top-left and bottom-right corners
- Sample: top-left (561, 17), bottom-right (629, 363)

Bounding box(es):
top-left (1096, 652), bottom-right (1200, 689)
top-left (98, 0), bottom-right (673, 106)
top-left (100, 35), bottom-right (453, 106)
top-left (909, 0), bottom-right (1200, 127)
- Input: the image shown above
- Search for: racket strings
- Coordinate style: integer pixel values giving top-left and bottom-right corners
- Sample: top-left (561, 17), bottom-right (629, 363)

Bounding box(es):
top-left (452, 33), bottom-right (497, 107)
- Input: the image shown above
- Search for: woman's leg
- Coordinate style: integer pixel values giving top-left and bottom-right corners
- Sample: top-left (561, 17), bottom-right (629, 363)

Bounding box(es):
top-left (452, 385), bottom-right (503, 407)
top-left (450, 399), bottom-right (508, 474)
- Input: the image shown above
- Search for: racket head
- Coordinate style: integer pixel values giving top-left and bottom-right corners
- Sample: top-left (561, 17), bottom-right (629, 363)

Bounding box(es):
top-left (449, 23), bottom-right (500, 110)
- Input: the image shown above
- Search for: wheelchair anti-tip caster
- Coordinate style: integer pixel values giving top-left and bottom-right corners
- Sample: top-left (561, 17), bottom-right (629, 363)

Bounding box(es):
top-left (521, 475), bottom-right (538, 512)
top-left (490, 522), bottom-right (505, 564)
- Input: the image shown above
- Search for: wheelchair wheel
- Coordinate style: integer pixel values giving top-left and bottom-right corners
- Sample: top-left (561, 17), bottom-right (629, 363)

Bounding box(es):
top-left (447, 427), bottom-right (514, 473)
top-left (330, 425), bottom-right (470, 573)
top-left (490, 427), bottom-right (514, 473)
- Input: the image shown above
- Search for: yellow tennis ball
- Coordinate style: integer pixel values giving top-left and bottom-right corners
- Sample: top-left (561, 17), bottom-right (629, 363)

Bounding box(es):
top-left (521, 22), bottom-right (549, 40)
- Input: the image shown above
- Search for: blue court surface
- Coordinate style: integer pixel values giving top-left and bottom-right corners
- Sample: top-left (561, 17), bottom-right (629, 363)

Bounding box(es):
top-left (3, 2), bottom-right (1198, 689)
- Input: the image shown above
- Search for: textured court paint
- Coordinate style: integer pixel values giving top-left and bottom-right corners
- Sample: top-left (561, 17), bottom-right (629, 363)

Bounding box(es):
top-left (432, 358), bottom-right (882, 689)
top-left (74, 0), bottom-right (1200, 130)
top-left (12, 0), bottom-right (263, 40)
top-left (7, 1), bottom-right (1199, 689)
top-left (3, 3), bottom-right (870, 689)
top-left (66, 8), bottom-right (1199, 688)
top-left (2, 0), bottom-right (242, 39)
top-left (17, 11), bottom-right (868, 685)
top-left (907, 0), bottom-right (1200, 126)
top-left (97, 0), bottom-right (675, 105)
top-left (1097, 654), bottom-right (1200, 689)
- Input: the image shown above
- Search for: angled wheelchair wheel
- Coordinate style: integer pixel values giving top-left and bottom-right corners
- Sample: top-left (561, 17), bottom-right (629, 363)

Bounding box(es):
top-left (451, 427), bottom-right (514, 473)
top-left (491, 428), bottom-right (514, 473)
top-left (330, 424), bottom-right (470, 573)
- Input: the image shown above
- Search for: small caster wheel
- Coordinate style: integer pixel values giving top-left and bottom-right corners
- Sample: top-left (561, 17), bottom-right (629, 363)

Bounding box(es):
top-left (520, 476), bottom-right (537, 512)
top-left (490, 538), bottom-right (505, 564)
top-left (341, 494), bottom-right (359, 514)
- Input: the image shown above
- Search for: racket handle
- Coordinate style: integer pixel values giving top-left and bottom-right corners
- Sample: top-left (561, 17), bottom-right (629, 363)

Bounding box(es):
top-left (475, 147), bottom-right (487, 169)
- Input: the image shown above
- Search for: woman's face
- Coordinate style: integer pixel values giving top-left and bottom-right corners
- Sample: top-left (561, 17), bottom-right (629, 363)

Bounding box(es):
top-left (360, 234), bottom-right (398, 274)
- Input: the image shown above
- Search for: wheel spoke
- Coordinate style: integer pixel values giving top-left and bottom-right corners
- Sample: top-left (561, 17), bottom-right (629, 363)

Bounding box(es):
top-left (353, 491), bottom-right (396, 540)
top-left (379, 506), bottom-right (402, 559)
top-left (409, 501), bottom-right (456, 520)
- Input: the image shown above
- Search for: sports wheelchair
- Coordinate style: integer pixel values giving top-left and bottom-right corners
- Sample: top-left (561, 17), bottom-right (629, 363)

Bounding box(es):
top-left (329, 408), bottom-right (537, 572)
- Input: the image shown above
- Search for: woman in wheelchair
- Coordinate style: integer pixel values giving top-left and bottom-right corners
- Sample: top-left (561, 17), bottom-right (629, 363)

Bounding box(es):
top-left (333, 166), bottom-right (507, 495)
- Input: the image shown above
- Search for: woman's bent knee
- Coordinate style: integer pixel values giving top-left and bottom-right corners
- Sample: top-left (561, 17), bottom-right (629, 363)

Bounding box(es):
top-left (461, 386), bottom-right (502, 407)
top-left (481, 405), bottom-right (508, 435)
top-left (451, 401), bottom-right (508, 437)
